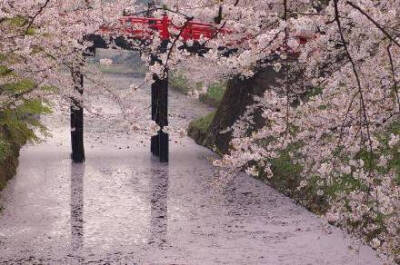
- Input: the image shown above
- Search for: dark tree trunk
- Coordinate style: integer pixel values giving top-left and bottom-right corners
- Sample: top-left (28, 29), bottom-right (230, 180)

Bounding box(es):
top-left (207, 66), bottom-right (285, 154)
top-left (71, 70), bottom-right (85, 163)
top-left (150, 40), bottom-right (169, 162)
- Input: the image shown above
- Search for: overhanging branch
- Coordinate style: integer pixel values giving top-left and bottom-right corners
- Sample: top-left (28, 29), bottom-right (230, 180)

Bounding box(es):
top-left (347, 1), bottom-right (400, 48)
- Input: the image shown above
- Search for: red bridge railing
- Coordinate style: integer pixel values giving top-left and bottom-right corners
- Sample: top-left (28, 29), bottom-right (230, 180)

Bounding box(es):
top-left (99, 14), bottom-right (231, 42)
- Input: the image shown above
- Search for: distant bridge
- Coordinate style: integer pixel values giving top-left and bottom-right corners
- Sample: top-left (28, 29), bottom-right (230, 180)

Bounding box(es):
top-left (71, 11), bottom-right (312, 164)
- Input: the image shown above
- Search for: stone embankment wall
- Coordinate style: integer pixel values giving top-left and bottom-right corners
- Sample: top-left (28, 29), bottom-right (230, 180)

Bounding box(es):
top-left (0, 127), bottom-right (24, 192)
top-left (189, 66), bottom-right (283, 153)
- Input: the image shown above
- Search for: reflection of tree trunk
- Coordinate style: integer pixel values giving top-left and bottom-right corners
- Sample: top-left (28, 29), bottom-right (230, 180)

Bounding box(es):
top-left (70, 163), bottom-right (85, 264)
top-left (149, 162), bottom-right (169, 246)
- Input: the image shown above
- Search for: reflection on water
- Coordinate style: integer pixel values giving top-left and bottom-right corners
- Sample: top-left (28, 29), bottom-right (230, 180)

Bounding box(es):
top-left (149, 159), bottom-right (169, 246)
top-left (68, 157), bottom-right (169, 262)
top-left (70, 163), bottom-right (85, 264)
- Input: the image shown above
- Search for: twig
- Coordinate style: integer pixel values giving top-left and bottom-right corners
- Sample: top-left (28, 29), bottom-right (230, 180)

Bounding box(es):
top-left (164, 17), bottom-right (194, 70)
top-left (203, 0), bottom-right (241, 45)
top-left (333, 0), bottom-right (374, 166)
top-left (283, 0), bottom-right (291, 135)
top-left (25, 0), bottom-right (51, 35)
top-left (387, 43), bottom-right (400, 112)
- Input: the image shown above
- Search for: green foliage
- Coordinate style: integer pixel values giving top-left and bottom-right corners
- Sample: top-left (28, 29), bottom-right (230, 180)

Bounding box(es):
top-left (270, 147), bottom-right (303, 183)
top-left (25, 28), bottom-right (35, 36)
top-left (1, 111), bottom-right (36, 146)
top-left (199, 81), bottom-right (227, 107)
top-left (0, 65), bottom-right (12, 77)
top-left (267, 143), bottom-right (304, 193)
top-left (17, 99), bottom-right (51, 116)
top-left (207, 81), bottom-right (226, 102)
top-left (169, 71), bottom-right (192, 94)
top-left (305, 86), bottom-right (323, 99)
top-left (188, 111), bottom-right (216, 148)
top-left (8, 16), bottom-right (28, 27)
top-left (0, 23), bottom-right (46, 195)
top-left (346, 119), bottom-right (400, 186)
top-left (2, 16), bottom-right (36, 39)
top-left (390, 153), bottom-right (400, 185)
top-left (3, 79), bottom-right (36, 94)
top-left (169, 71), bottom-right (227, 106)
top-left (253, 118), bottom-right (400, 215)
top-left (380, 120), bottom-right (400, 184)
top-left (97, 62), bottom-right (148, 75)
top-left (3, 99), bottom-right (50, 139)
top-left (39, 85), bottom-right (58, 93)
top-left (325, 174), bottom-right (366, 198)
top-left (356, 148), bottom-right (380, 171)
top-left (0, 136), bottom-right (11, 163)
top-left (5, 16), bottom-right (35, 34)
top-left (0, 128), bottom-right (20, 193)
top-left (0, 80), bottom-right (51, 192)
top-left (0, 77), bottom-right (52, 147)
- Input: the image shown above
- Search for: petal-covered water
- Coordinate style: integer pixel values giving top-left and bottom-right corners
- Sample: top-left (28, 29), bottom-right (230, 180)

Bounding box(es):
top-left (0, 72), bottom-right (386, 264)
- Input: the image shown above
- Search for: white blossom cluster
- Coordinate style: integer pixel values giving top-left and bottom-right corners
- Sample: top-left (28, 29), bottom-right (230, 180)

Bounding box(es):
top-left (0, 0), bottom-right (134, 112)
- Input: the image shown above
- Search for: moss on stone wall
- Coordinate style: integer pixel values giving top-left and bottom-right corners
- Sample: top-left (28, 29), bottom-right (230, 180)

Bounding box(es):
top-left (0, 127), bottom-right (22, 191)
top-left (188, 111), bottom-right (216, 148)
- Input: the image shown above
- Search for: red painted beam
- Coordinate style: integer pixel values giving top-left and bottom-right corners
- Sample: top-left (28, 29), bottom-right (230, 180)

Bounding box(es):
top-left (99, 15), bottom-right (229, 41)
top-left (98, 15), bottom-right (314, 54)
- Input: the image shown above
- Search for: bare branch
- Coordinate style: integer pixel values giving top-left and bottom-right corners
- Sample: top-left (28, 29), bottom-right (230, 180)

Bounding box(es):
top-left (164, 17), bottom-right (194, 70)
top-left (387, 43), bottom-right (400, 112)
top-left (25, 0), bottom-right (51, 35)
top-left (346, 1), bottom-right (400, 48)
top-left (333, 0), bottom-right (374, 167)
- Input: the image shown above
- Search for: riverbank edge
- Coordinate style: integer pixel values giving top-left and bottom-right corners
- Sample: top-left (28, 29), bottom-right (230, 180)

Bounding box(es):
top-left (0, 128), bottom-right (23, 198)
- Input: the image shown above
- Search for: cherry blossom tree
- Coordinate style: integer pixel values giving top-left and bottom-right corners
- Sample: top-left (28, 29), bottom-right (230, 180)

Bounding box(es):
top-left (0, 0), bottom-right (135, 111)
top-left (128, 0), bottom-right (399, 262)
top-left (0, 0), bottom-right (137, 160)
top-left (162, 0), bottom-right (399, 262)
top-left (1, 0), bottom-right (399, 262)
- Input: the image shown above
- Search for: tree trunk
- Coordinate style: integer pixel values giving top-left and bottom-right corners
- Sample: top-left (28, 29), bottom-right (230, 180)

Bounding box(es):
top-left (207, 66), bottom-right (285, 153)
top-left (71, 69), bottom-right (85, 163)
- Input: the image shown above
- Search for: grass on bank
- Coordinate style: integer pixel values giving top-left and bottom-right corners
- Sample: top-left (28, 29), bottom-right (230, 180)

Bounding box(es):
top-left (97, 63), bottom-right (148, 75)
top-left (189, 111), bottom-right (216, 135)
top-left (199, 81), bottom-right (227, 107)
top-left (169, 71), bottom-right (226, 107)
